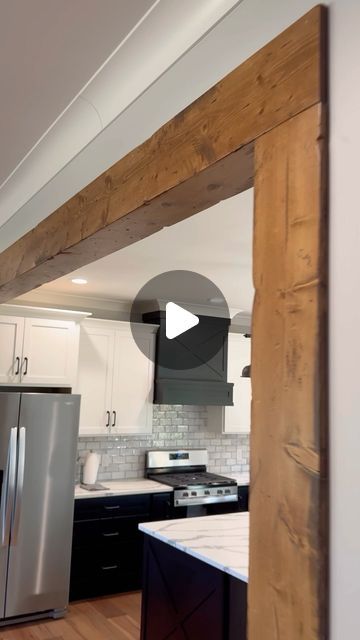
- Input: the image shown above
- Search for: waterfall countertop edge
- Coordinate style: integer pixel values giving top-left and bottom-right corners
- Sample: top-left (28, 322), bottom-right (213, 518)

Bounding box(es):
top-left (139, 511), bottom-right (249, 583)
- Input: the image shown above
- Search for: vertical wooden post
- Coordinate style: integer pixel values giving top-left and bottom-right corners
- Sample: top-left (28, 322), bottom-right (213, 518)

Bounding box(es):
top-left (249, 104), bottom-right (328, 639)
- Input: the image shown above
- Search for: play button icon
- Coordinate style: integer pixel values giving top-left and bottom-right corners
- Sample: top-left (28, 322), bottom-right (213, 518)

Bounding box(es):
top-left (165, 302), bottom-right (199, 340)
top-left (130, 270), bottom-right (230, 370)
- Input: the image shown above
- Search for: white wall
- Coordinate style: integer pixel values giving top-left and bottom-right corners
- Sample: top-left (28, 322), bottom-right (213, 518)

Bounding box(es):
top-left (2, 1), bottom-right (360, 635)
top-left (327, 2), bottom-right (360, 638)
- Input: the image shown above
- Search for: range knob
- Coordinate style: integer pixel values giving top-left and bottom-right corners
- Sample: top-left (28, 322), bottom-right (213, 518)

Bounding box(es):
top-left (217, 489), bottom-right (223, 495)
top-left (204, 490), bottom-right (210, 496)
top-left (225, 489), bottom-right (231, 494)
top-left (191, 491), bottom-right (197, 496)
top-left (183, 492), bottom-right (189, 497)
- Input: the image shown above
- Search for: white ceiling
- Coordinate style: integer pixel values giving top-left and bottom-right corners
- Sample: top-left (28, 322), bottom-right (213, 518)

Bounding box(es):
top-left (36, 189), bottom-right (254, 314)
top-left (0, 0), bottom-right (241, 246)
top-left (0, 0), bottom-right (154, 186)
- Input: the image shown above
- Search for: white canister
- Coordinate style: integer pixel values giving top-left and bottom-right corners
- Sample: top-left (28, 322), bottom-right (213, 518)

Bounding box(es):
top-left (83, 450), bottom-right (100, 485)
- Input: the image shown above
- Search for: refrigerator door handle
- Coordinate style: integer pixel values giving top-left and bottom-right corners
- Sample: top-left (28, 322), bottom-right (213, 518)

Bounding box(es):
top-left (0, 427), bottom-right (18, 548)
top-left (11, 427), bottom-right (26, 547)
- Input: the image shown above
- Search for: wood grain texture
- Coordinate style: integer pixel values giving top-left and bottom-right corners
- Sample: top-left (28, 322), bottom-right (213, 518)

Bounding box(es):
top-left (249, 104), bottom-right (328, 640)
top-left (0, 144), bottom-right (254, 302)
top-left (0, 592), bottom-right (141, 640)
top-left (0, 5), bottom-right (326, 302)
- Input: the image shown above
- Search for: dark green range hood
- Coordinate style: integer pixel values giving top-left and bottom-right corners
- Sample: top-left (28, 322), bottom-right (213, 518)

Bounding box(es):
top-left (143, 311), bottom-right (233, 406)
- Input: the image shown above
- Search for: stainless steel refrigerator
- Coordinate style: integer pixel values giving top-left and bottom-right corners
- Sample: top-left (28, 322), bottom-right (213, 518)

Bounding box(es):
top-left (0, 391), bottom-right (80, 625)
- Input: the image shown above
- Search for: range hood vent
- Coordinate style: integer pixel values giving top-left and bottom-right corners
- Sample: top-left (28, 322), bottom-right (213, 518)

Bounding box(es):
top-left (143, 310), bottom-right (233, 406)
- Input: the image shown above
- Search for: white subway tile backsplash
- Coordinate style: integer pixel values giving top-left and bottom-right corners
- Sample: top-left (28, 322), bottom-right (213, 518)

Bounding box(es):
top-left (76, 404), bottom-right (250, 482)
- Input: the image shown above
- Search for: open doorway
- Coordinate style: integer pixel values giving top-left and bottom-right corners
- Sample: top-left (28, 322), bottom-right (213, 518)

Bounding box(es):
top-left (2, 189), bottom-right (254, 637)
top-left (10, 188), bottom-right (254, 491)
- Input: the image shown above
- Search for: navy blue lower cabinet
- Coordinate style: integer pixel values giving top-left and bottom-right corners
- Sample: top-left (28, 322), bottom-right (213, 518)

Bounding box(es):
top-left (70, 494), bottom-right (152, 601)
top-left (140, 536), bottom-right (247, 640)
top-left (70, 492), bottom-right (178, 601)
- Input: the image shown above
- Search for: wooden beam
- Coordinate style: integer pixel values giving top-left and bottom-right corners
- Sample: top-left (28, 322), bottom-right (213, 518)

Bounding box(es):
top-left (0, 6), bottom-right (326, 301)
top-left (0, 144), bottom-right (254, 300)
top-left (249, 104), bottom-right (328, 640)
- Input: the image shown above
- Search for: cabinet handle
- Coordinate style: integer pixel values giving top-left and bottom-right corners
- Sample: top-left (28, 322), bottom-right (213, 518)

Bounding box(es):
top-left (112, 411), bottom-right (116, 427)
top-left (14, 357), bottom-right (20, 376)
top-left (101, 565), bottom-right (118, 571)
top-left (104, 505), bottom-right (120, 511)
top-left (23, 357), bottom-right (28, 376)
top-left (106, 411), bottom-right (110, 428)
top-left (102, 531), bottom-right (119, 537)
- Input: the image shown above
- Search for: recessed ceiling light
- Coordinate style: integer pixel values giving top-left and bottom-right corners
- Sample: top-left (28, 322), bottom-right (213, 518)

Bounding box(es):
top-left (71, 278), bottom-right (88, 285)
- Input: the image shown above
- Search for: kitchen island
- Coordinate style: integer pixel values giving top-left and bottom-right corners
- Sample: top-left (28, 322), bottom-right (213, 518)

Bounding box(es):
top-left (139, 513), bottom-right (248, 640)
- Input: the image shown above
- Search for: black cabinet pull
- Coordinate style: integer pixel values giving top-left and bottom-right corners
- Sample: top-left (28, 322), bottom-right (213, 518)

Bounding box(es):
top-left (23, 357), bottom-right (28, 375)
top-left (112, 411), bottom-right (116, 427)
top-left (104, 505), bottom-right (120, 511)
top-left (106, 411), bottom-right (110, 427)
top-left (14, 357), bottom-right (20, 376)
top-left (102, 531), bottom-right (119, 537)
top-left (101, 565), bottom-right (118, 571)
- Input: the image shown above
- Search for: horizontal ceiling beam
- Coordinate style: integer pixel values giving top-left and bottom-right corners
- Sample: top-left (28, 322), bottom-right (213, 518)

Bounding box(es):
top-left (0, 5), bottom-right (326, 302)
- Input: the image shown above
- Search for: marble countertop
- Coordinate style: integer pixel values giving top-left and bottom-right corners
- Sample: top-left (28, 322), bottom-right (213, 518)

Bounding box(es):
top-left (139, 512), bottom-right (249, 583)
top-left (74, 479), bottom-right (173, 499)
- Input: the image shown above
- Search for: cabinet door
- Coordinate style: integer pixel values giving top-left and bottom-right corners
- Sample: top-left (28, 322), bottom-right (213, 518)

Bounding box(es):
top-left (71, 494), bottom-right (151, 601)
top-left (0, 316), bottom-right (24, 383)
top-left (76, 325), bottom-right (115, 435)
top-left (111, 327), bottom-right (155, 434)
top-left (21, 318), bottom-right (79, 386)
top-left (223, 334), bottom-right (251, 434)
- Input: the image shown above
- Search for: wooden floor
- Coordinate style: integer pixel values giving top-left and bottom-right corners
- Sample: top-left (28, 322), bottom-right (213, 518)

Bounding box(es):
top-left (0, 592), bottom-right (141, 640)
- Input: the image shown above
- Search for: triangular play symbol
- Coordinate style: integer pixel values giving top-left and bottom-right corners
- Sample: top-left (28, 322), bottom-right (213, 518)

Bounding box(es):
top-left (165, 302), bottom-right (199, 340)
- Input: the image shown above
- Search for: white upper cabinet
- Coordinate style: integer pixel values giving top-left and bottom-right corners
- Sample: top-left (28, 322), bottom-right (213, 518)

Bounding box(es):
top-left (0, 316), bottom-right (25, 383)
top-left (0, 314), bottom-right (79, 387)
top-left (76, 323), bottom-right (115, 436)
top-left (22, 318), bottom-right (79, 386)
top-left (76, 320), bottom-right (156, 436)
top-left (208, 333), bottom-right (251, 434)
top-left (111, 325), bottom-right (155, 435)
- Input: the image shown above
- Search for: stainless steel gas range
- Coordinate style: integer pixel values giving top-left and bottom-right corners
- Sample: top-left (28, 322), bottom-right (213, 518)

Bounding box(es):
top-left (145, 449), bottom-right (239, 515)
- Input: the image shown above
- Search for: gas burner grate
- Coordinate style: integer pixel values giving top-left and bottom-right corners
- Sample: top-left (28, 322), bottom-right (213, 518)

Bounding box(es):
top-left (149, 471), bottom-right (236, 489)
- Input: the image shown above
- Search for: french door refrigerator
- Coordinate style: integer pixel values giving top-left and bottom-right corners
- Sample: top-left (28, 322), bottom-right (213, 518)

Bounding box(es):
top-left (0, 391), bottom-right (80, 625)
